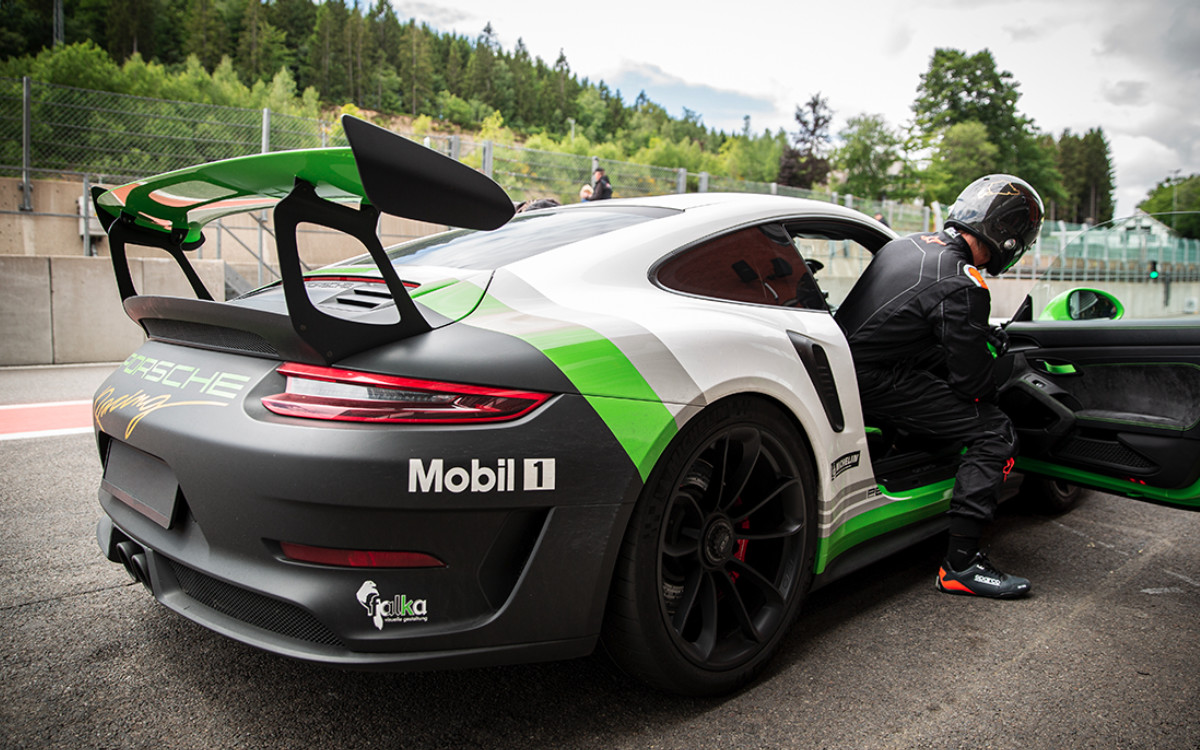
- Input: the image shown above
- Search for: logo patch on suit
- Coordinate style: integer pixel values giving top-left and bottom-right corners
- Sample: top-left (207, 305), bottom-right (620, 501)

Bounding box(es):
top-left (964, 265), bottom-right (988, 290)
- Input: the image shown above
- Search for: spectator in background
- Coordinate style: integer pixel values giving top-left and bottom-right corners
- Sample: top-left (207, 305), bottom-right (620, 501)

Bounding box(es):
top-left (873, 212), bottom-right (890, 227)
top-left (592, 168), bottom-right (613, 200)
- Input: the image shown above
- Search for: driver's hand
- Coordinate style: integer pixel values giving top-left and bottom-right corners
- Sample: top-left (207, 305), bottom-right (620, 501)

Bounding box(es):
top-left (986, 325), bottom-right (1009, 358)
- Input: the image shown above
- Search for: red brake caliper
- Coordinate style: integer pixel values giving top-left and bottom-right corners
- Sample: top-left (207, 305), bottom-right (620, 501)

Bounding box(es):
top-left (729, 499), bottom-right (749, 582)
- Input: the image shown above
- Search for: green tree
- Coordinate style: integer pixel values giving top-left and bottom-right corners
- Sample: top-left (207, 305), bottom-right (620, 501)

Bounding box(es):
top-left (442, 35), bottom-right (469, 96)
top-left (1139, 174), bottom-right (1200, 239)
top-left (835, 113), bottom-right (900, 200)
top-left (778, 92), bottom-right (832, 188)
top-left (913, 47), bottom-right (1064, 206)
top-left (234, 0), bottom-right (290, 85)
top-left (464, 23), bottom-right (498, 106)
top-left (574, 86), bottom-right (608, 142)
top-left (913, 48), bottom-right (1024, 170)
top-left (343, 6), bottom-right (370, 105)
top-left (67, 0), bottom-right (114, 51)
top-left (183, 0), bottom-right (228, 70)
top-left (398, 21), bottom-right (435, 115)
top-left (1055, 128), bottom-right (1114, 224)
top-left (106, 0), bottom-right (158, 60)
top-left (304, 0), bottom-right (348, 102)
top-left (267, 0), bottom-right (315, 83)
top-left (508, 38), bottom-right (536, 128)
top-left (0, 0), bottom-right (52, 58)
top-left (29, 39), bottom-right (122, 90)
top-left (719, 119), bottom-right (787, 183)
top-left (924, 120), bottom-right (998, 204)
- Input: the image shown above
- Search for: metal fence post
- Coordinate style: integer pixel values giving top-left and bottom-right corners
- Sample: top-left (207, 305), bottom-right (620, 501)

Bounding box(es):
top-left (450, 135), bottom-right (460, 162)
top-left (259, 108), bottom-right (270, 284)
top-left (21, 77), bottom-right (33, 211)
top-left (699, 172), bottom-right (709, 193)
top-left (676, 168), bottom-right (686, 194)
top-left (481, 141), bottom-right (493, 178)
top-left (82, 174), bottom-right (92, 256)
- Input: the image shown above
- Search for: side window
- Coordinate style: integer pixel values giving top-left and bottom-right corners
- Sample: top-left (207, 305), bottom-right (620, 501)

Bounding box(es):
top-left (786, 224), bottom-right (883, 312)
top-left (656, 225), bottom-right (828, 310)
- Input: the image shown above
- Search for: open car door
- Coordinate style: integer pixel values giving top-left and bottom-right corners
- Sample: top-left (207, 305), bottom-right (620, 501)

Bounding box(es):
top-left (998, 220), bottom-right (1200, 512)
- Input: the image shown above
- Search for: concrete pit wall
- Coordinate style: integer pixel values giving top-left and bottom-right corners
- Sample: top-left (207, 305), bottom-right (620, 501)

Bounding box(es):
top-left (0, 256), bottom-right (226, 366)
top-left (1, 177), bottom-right (447, 366)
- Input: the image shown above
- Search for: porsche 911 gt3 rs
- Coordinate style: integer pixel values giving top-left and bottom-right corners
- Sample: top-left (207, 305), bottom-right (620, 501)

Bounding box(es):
top-left (90, 116), bottom-right (1200, 696)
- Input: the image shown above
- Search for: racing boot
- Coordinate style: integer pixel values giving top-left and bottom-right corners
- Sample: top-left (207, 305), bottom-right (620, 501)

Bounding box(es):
top-left (936, 551), bottom-right (1031, 599)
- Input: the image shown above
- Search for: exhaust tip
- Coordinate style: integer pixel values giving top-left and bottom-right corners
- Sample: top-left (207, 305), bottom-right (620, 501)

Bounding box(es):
top-left (115, 540), bottom-right (151, 591)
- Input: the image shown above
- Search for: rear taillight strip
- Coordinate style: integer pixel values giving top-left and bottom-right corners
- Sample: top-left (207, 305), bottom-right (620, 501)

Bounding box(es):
top-left (262, 362), bottom-right (551, 424)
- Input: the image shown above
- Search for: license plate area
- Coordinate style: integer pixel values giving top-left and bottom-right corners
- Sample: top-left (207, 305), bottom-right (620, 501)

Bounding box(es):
top-left (102, 440), bottom-right (180, 529)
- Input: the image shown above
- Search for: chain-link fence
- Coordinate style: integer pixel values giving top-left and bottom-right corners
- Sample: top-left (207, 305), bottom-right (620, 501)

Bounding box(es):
top-left (2, 76), bottom-right (918, 221)
top-left (0, 77), bottom-right (351, 190)
top-left (6, 75), bottom-right (1199, 281)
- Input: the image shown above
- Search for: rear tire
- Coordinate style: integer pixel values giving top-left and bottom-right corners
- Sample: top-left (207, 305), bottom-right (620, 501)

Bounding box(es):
top-left (601, 397), bottom-right (816, 696)
top-left (1023, 476), bottom-right (1082, 514)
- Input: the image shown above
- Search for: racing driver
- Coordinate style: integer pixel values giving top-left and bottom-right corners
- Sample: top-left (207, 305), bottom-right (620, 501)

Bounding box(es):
top-left (836, 174), bottom-right (1045, 599)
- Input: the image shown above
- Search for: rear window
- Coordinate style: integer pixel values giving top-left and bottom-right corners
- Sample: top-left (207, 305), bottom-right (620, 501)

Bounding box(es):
top-left (336, 205), bottom-right (675, 271)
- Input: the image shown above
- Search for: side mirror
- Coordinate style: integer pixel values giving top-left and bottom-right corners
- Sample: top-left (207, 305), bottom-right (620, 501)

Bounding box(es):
top-left (1038, 288), bottom-right (1124, 321)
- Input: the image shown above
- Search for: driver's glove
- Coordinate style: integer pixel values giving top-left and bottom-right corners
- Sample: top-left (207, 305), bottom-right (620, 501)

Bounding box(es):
top-left (986, 325), bottom-right (1009, 358)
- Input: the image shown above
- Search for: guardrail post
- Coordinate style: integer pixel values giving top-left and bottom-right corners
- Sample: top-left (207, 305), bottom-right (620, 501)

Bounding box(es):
top-left (676, 168), bottom-right (686, 194)
top-left (698, 172), bottom-right (709, 193)
top-left (21, 77), bottom-right (33, 211)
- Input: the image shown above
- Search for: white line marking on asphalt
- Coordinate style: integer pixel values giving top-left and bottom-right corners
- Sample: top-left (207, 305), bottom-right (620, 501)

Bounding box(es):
top-left (1163, 569), bottom-right (1200, 588)
top-left (0, 400), bottom-right (92, 410)
top-left (0, 427), bottom-right (93, 441)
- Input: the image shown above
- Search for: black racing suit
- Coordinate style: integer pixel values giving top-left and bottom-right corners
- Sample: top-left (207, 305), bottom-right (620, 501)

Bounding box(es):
top-left (834, 229), bottom-right (1016, 539)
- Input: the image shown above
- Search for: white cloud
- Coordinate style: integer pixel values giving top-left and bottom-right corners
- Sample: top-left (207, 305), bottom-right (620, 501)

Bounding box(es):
top-left (394, 0), bottom-right (1200, 217)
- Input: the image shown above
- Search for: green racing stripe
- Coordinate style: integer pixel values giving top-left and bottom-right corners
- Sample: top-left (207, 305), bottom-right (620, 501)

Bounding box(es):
top-left (1017, 457), bottom-right (1200, 508)
top-left (422, 284), bottom-right (679, 483)
top-left (815, 480), bottom-right (954, 574)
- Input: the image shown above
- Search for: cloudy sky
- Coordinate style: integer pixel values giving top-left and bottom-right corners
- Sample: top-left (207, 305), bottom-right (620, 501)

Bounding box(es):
top-left (393, 0), bottom-right (1199, 216)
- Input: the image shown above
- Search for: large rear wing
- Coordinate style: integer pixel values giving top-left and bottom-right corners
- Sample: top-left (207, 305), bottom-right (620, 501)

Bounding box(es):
top-left (92, 115), bottom-right (514, 364)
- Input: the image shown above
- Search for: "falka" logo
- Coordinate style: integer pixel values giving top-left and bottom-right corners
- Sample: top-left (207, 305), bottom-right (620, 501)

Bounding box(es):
top-left (407, 457), bottom-right (556, 494)
top-left (356, 580), bottom-right (428, 629)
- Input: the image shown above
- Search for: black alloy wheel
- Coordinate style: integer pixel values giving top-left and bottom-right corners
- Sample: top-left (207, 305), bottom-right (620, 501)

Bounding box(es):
top-left (603, 397), bottom-right (816, 696)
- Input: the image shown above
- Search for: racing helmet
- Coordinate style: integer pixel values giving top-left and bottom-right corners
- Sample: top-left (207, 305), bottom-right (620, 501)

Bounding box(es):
top-left (946, 174), bottom-right (1044, 275)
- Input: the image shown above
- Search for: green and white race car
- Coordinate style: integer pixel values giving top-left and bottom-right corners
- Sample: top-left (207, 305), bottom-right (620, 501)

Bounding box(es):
top-left (91, 116), bottom-right (1200, 696)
